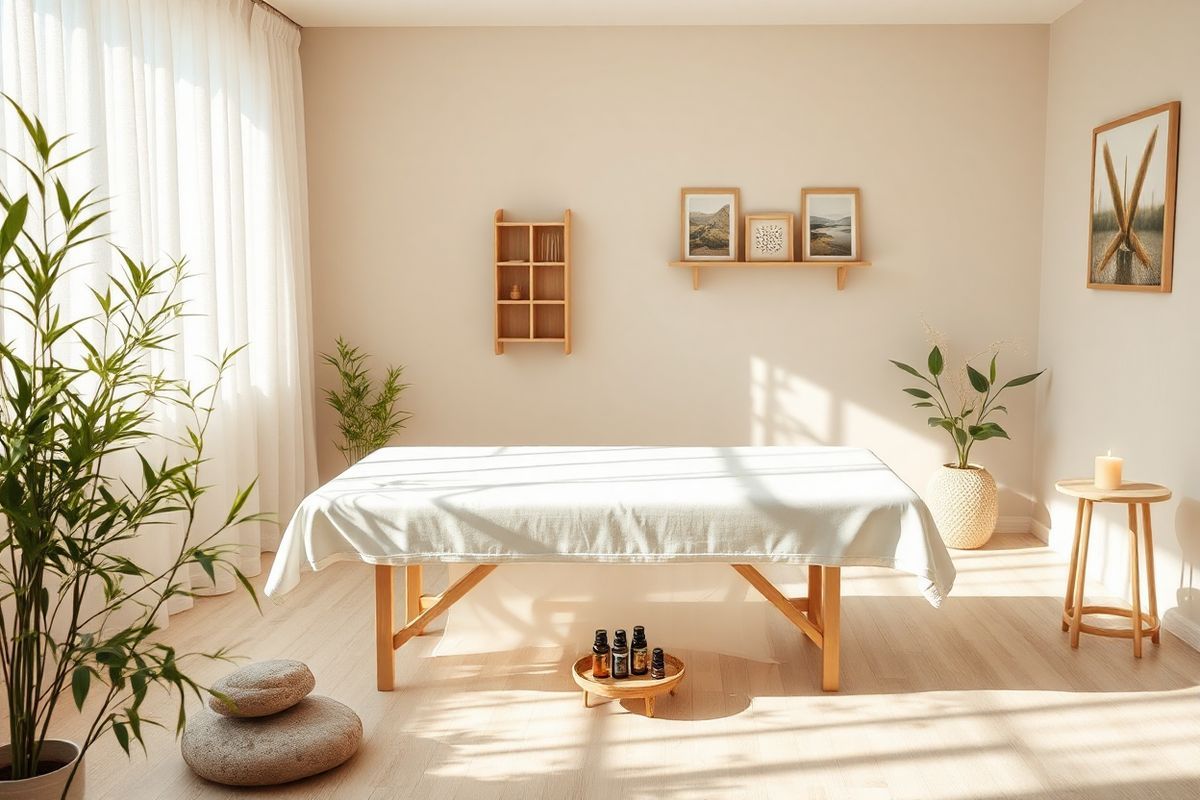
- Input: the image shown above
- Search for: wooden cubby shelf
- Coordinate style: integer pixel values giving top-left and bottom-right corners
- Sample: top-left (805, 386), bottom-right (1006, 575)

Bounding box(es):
top-left (669, 260), bottom-right (872, 291)
top-left (495, 209), bottom-right (572, 354)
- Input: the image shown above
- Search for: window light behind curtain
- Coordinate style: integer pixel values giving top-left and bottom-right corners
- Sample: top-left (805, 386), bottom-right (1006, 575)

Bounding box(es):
top-left (0, 0), bottom-right (317, 617)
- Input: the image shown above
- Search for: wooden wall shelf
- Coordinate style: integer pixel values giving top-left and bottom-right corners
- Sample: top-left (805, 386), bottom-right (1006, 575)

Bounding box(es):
top-left (669, 260), bottom-right (871, 291)
top-left (495, 209), bottom-right (572, 354)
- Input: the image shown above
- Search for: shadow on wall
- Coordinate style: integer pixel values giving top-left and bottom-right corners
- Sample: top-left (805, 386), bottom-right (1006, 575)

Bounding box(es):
top-left (748, 354), bottom-right (1036, 518)
top-left (1165, 497), bottom-right (1200, 638)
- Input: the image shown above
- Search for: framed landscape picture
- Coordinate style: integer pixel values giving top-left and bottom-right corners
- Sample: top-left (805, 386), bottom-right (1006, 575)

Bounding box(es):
top-left (1087, 101), bottom-right (1180, 292)
top-left (801, 188), bottom-right (861, 261)
top-left (745, 214), bottom-right (794, 262)
top-left (681, 188), bottom-right (739, 261)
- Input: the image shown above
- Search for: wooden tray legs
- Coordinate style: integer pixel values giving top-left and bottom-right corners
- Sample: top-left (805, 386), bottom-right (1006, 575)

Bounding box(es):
top-left (375, 564), bottom-right (497, 691)
top-left (732, 564), bottom-right (841, 691)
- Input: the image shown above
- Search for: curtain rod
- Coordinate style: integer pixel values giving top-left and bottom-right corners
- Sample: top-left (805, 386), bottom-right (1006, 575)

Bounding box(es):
top-left (250, 0), bottom-right (301, 29)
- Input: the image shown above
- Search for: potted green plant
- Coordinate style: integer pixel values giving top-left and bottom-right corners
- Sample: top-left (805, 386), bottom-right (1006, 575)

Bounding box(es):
top-left (0, 101), bottom-right (262, 798)
top-left (891, 344), bottom-right (1043, 549)
top-left (321, 337), bottom-right (411, 464)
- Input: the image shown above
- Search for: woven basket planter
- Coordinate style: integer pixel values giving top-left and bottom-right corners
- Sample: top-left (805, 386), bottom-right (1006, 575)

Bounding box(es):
top-left (925, 464), bottom-right (998, 550)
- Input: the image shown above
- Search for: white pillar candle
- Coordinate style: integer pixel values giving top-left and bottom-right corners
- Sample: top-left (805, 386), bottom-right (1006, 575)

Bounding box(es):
top-left (1094, 452), bottom-right (1123, 491)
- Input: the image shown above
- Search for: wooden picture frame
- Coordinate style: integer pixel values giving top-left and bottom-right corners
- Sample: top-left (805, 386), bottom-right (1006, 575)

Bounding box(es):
top-left (681, 188), bottom-right (739, 261)
top-left (1087, 101), bottom-right (1180, 292)
top-left (744, 214), bottom-right (794, 262)
top-left (801, 188), bottom-right (861, 262)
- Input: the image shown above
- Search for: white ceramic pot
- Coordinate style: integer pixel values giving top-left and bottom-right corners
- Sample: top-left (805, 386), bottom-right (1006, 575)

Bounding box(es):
top-left (0, 739), bottom-right (86, 800)
top-left (925, 464), bottom-right (999, 550)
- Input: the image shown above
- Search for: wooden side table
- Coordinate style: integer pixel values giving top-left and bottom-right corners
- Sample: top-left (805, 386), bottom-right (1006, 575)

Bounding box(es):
top-left (1055, 479), bottom-right (1172, 657)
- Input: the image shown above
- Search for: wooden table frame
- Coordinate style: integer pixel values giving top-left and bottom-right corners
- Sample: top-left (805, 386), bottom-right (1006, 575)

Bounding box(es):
top-left (373, 562), bottom-right (842, 692)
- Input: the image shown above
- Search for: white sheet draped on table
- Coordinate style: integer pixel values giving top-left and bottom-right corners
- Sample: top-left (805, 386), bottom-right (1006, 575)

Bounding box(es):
top-left (267, 446), bottom-right (955, 657)
top-left (0, 0), bottom-right (317, 616)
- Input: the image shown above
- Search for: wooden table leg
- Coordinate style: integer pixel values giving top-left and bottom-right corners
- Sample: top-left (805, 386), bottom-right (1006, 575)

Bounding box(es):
top-left (821, 566), bottom-right (841, 692)
top-left (1070, 500), bottom-right (1093, 648)
top-left (405, 564), bottom-right (422, 625)
top-left (1063, 498), bottom-right (1085, 632)
top-left (808, 565), bottom-right (823, 628)
top-left (1142, 503), bottom-right (1160, 644)
top-left (375, 565), bottom-right (396, 691)
top-left (1128, 504), bottom-right (1143, 658)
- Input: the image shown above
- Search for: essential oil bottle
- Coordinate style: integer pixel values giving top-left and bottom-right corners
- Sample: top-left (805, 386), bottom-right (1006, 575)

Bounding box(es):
top-left (631, 625), bottom-right (649, 676)
top-left (650, 647), bottom-right (666, 680)
top-left (612, 629), bottom-right (630, 679)
top-left (592, 629), bottom-right (611, 679)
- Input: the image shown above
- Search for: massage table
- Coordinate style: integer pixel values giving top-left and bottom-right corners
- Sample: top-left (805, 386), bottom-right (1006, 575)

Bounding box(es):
top-left (265, 446), bottom-right (956, 692)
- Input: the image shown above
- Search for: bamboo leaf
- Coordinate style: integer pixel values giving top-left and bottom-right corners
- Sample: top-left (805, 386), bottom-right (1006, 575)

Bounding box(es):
top-left (112, 720), bottom-right (130, 755)
top-left (72, 665), bottom-right (92, 710)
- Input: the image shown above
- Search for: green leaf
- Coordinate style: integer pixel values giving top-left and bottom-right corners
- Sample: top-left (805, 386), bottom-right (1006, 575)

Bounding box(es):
top-left (967, 365), bottom-right (990, 393)
top-left (112, 720), bottom-right (130, 755)
top-left (989, 353), bottom-right (997, 384)
top-left (927, 346), bottom-right (944, 377)
top-left (968, 422), bottom-right (1010, 441)
top-left (224, 479), bottom-right (258, 526)
top-left (0, 194), bottom-right (29, 260)
top-left (928, 417), bottom-right (955, 431)
top-left (1004, 370), bottom-right (1044, 389)
top-left (72, 665), bottom-right (92, 710)
top-left (233, 567), bottom-right (262, 613)
top-left (911, 401), bottom-right (935, 408)
top-left (903, 387), bottom-right (933, 399)
top-left (954, 427), bottom-right (968, 446)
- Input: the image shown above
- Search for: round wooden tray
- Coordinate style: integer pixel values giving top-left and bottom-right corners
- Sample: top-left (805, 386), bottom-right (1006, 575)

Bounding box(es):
top-left (571, 653), bottom-right (685, 718)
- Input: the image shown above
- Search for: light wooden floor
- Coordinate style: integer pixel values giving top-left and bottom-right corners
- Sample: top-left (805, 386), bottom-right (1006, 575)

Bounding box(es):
top-left (36, 534), bottom-right (1200, 799)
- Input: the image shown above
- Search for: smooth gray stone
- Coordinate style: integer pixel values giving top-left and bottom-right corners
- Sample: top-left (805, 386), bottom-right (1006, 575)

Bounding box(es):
top-left (207, 659), bottom-right (314, 717)
top-left (182, 696), bottom-right (362, 786)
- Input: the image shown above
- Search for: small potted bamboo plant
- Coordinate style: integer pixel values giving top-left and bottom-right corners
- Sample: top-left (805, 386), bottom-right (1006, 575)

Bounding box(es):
top-left (891, 343), bottom-right (1043, 549)
top-left (321, 337), bottom-right (411, 464)
top-left (0, 101), bottom-right (262, 798)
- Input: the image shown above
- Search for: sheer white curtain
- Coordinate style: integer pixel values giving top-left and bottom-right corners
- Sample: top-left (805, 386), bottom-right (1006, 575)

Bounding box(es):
top-left (0, 0), bottom-right (317, 615)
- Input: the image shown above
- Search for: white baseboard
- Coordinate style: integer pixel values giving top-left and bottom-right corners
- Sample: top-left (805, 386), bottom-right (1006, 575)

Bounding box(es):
top-left (1030, 518), bottom-right (1051, 543)
top-left (1162, 609), bottom-right (1200, 651)
top-left (995, 515), bottom-right (1033, 535)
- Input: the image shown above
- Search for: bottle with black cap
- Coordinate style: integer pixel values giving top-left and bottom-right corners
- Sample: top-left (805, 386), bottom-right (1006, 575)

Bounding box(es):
top-left (591, 629), bottom-right (611, 679)
top-left (630, 625), bottom-right (649, 676)
top-left (611, 629), bottom-right (630, 679)
top-left (650, 647), bottom-right (666, 680)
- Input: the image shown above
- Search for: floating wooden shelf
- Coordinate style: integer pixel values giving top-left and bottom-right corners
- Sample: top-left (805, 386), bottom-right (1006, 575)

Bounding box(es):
top-left (669, 260), bottom-right (872, 291)
top-left (495, 209), bottom-right (571, 354)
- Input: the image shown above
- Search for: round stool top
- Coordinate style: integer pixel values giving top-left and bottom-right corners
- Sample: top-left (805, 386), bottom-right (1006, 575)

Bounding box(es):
top-left (1055, 479), bottom-right (1172, 503)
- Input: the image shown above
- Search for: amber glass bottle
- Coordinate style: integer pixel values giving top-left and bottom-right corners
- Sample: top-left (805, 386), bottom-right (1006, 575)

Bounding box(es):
top-left (631, 625), bottom-right (649, 676)
top-left (612, 629), bottom-right (630, 679)
top-left (592, 629), bottom-right (611, 678)
top-left (650, 647), bottom-right (666, 680)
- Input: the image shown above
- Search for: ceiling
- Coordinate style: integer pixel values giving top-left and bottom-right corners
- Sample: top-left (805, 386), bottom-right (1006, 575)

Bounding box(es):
top-left (271, 0), bottom-right (1084, 28)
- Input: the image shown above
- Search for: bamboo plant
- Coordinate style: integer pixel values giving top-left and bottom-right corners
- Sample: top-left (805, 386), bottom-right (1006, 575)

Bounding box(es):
top-left (321, 337), bottom-right (411, 464)
top-left (0, 98), bottom-right (263, 789)
top-left (891, 345), bottom-right (1043, 469)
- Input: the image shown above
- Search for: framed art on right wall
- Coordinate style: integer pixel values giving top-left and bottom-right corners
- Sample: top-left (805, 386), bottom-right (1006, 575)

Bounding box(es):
top-left (1087, 100), bottom-right (1180, 292)
top-left (801, 188), bottom-right (861, 261)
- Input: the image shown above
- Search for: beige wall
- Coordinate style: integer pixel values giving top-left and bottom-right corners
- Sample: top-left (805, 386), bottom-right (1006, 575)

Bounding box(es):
top-left (1035, 0), bottom-right (1200, 645)
top-left (300, 25), bottom-right (1049, 516)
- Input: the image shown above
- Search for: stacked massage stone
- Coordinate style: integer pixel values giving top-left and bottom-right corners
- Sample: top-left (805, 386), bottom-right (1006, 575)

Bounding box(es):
top-left (182, 660), bottom-right (362, 786)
